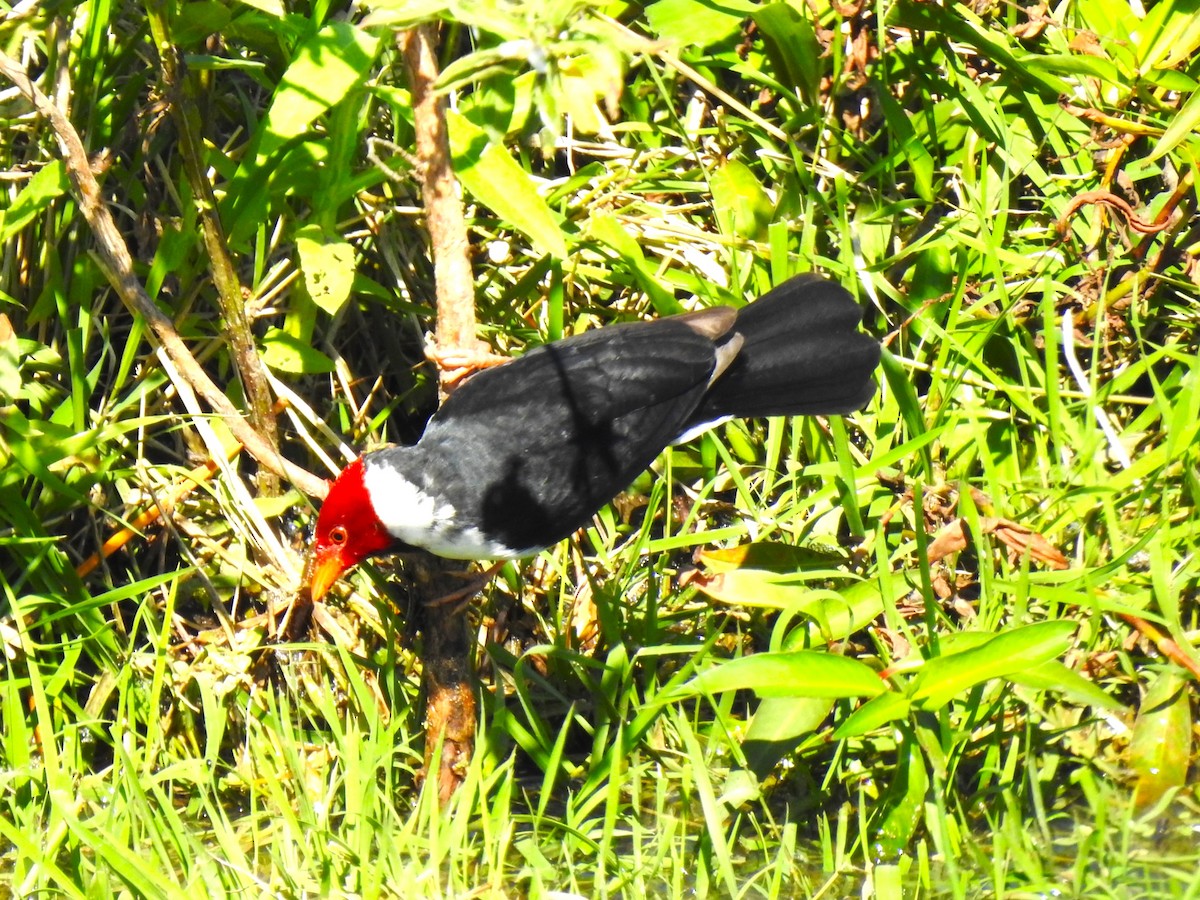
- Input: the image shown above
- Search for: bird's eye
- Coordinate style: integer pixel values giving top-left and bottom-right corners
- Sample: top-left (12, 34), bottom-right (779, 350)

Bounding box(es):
top-left (329, 525), bottom-right (348, 545)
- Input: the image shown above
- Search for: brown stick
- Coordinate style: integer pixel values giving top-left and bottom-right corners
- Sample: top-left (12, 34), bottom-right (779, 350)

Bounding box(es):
top-left (1120, 613), bottom-right (1200, 683)
top-left (399, 24), bottom-right (487, 399)
top-left (398, 23), bottom-right (483, 802)
top-left (418, 566), bottom-right (479, 806)
top-left (1056, 189), bottom-right (1171, 237)
top-left (0, 49), bottom-right (328, 500)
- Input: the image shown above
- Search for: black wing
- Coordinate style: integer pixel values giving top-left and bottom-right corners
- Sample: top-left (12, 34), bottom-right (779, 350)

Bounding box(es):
top-left (418, 317), bottom-right (726, 551)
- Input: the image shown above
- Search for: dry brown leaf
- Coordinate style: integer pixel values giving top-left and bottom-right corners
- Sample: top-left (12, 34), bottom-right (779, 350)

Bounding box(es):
top-left (569, 580), bottom-right (600, 654)
top-left (926, 519), bottom-right (969, 562)
top-left (1009, 2), bottom-right (1049, 40)
top-left (984, 516), bottom-right (1070, 569)
top-left (925, 516), bottom-right (1069, 569)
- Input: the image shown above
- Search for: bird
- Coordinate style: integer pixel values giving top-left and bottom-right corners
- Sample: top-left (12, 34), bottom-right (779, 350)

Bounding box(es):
top-left (305, 273), bottom-right (880, 603)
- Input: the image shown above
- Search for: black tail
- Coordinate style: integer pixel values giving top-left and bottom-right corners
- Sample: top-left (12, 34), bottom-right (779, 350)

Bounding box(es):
top-left (687, 274), bottom-right (879, 427)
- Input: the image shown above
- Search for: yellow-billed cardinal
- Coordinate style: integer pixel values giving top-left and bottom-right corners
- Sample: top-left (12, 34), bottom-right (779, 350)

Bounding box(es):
top-left (305, 274), bottom-right (880, 602)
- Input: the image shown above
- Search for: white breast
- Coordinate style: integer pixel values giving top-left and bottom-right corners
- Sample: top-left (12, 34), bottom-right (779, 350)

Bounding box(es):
top-left (362, 461), bottom-right (526, 560)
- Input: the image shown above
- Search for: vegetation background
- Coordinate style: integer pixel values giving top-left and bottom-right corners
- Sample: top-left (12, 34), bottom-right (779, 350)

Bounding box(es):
top-left (1, 0), bottom-right (1198, 896)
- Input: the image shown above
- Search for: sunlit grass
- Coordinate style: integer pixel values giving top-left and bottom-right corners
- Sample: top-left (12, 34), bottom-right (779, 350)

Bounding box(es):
top-left (3, 0), bottom-right (1200, 896)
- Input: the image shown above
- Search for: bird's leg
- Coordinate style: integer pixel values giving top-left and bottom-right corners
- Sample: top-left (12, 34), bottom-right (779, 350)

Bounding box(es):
top-left (424, 338), bottom-right (510, 394)
top-left (423, 560), bottom-right (506, 614)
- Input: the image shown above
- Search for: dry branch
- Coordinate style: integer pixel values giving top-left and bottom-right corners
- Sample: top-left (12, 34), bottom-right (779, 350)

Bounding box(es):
top-left (398, 23), bottom-right (488, 803)
top-left (399, 24), bottom-right (488, 398)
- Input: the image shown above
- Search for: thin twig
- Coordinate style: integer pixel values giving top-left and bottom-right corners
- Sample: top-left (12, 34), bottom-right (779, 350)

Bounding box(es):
top-left (0, 48), bottom-right (329, 500)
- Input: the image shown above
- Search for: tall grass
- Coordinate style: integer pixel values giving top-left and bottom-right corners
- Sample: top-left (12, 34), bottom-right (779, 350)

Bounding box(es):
top-left (2, 0), bottom-right (1198, 896)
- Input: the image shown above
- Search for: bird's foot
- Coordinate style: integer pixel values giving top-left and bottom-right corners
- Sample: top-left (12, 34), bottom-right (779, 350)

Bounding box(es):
top-left (423, 560), bottom-right (506, 613)
top-left (425, 340), bottom-right (510, 393)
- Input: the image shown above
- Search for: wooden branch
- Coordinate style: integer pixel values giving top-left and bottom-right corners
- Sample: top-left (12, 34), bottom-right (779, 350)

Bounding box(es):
top-left (399, 24), bottom-right (487, 399)
top-left (398, 23), bottom-right (486, 802)
top-left (0, 48), bottom-right (328, 500)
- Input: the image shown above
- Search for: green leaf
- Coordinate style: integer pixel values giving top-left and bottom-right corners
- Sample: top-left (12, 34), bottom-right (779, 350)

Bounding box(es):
top-left (588, 213), bottom-right (683, 315)
top-left (1130, 670), bottom-right (1193, 808)
top-left (1136, 0), bottom-right (1200, 71)
top-left (234, 0), bottom-right (285, 14)
top-left (174, 0), bottom-right (232, 45)
top-left (447, 110), bottom-right (569, 260)
top-left (260, 327), bottom-right (335, 374)
top-left (874, 89), bottom-right (935, 203)
top-left (872, 734), bottom-right (929, 857)
top-left (740, 694), bottom-right (836, 779)
top-left (697, 541), bottom-right (847, 573)
top-left (910, 622), bottom-right (1076, 710)
top-left (1149, 87), bottom-right (1200, 161)
top-left (692, 569), bottom-right (889, 644)
top-left (0, 318), bottom-right (21, 401)
top-left (1009, 660), bottom-right (1127, 711)
top-left (258, 22), bottom-right (380, 159)
top-left (295, 224), bottom-right (356, 315)
top-left (645, 0), bottom-right (752, 48)
top-left (834, 690), bottom-right (912, 739)
top-left (681, 650), bottom-right (886, 699)
top-left (751, 3), bottom-right (821, 104)
top-left (554, 47), bottom-right (624, 135)
top-left (360, 0), bottom-right (454, 28)
top-left (711, 160), bottom-right (774, 242)
top-left (0, 161), bottom-right (69, 242)
top-left (1019, 52), bottom-right (1123, 86)
top-left (890, 1), bottom-right (1069, 95)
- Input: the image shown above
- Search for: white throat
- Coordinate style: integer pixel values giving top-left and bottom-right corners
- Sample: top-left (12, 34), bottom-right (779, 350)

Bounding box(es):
top-left (361, 459), bottom-right (525, 560)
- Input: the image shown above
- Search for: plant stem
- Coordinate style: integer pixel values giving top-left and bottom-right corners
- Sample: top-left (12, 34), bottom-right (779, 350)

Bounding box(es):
top-left (145, 1), bottom-right (282, 494)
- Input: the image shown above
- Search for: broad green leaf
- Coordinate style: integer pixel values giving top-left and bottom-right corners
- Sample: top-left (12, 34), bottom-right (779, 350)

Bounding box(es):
top-left (360, 0), bottom-right (454, 28)
top-left (697, 541), bottom-right (847, 574)
top-left (681, 650), bottom-right (885, 699)
top-left (258, 22), bottom-right (380, 159)
top-left (0, 317), bottom-right (21, 401)
top-left (693, 570), bottom-right (832, 609)
top-left (875, 89), bottom-right (935, 202)
top-left (447, 110), bottom-right (569, 260)
top-left (791, 580), bottom-right (889, 644)
top-left (1072, 0), bottom-right (1139, 45)
top-left (254, 490), bottom-right (304, 520)
top-left (1010, 660), bottom-right (1126, 711)
top-left (295, 224), bottom-right (356, 315)
top-left (1019, 52), bottom-right (1123, 86)
top-left (711, 160), bottom-right (774, 242)
top-left (234, 0), bottom-right (285, 14)
top-left (752, 3), bottom-right (821, 104)
top-left (693, 569), bottom-right (888, 643)
top-left (1136, 0), bottom-right (1200, 71)
top-left (910, 622), bottom-right (1076, 710)
top-left (740, 694), bottom-right (836, 779)
top-left (260, 327), bottom-right (335, 374)
top-left (645, 0), bottom-right (752, 48)
top-left (1130, 670), bottom-right (1192, 808)
top-left (834, 690), bottom-right (912, 739)
top-left (555, 48), bottom-right (624, 135)
top-left (0, 160), bottom-right (69, 242)
top-left (872, 735), bottom-right (928, 857)
top-left (174, 0), bottom-right (232, 45)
